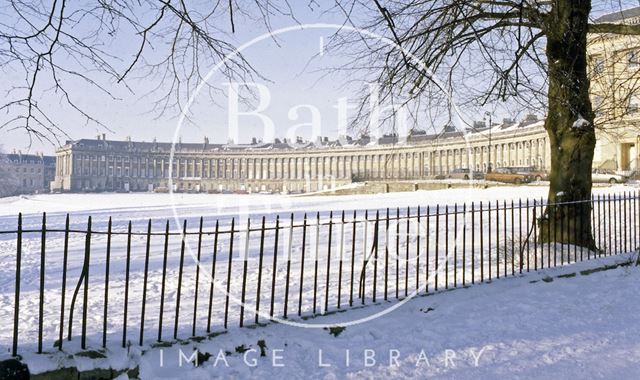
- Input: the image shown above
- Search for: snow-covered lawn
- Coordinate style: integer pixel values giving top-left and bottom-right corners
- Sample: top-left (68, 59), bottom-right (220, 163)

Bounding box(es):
top-left (19, 253), bottom-right (640, 379)
top-left (1, 184), bottom-right (639, 373)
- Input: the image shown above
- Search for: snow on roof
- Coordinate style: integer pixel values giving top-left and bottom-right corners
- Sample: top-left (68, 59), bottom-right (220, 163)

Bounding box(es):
top-left (594, 6), bottom-right (640, 23)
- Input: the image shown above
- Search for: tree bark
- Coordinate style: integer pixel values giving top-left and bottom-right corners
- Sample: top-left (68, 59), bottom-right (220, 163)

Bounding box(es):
top-left (539, 0), bottom-right (597, 250)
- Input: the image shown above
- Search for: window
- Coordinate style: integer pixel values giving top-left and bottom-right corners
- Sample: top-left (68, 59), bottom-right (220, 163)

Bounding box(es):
top-left (628, 95), bottom-right (640, 114)
top-left (593, 95), bottom-right (604, 117)
top-left (593, 57), bottom-right (605, 74)
top-left (629, 51), bottom-right (640, 68)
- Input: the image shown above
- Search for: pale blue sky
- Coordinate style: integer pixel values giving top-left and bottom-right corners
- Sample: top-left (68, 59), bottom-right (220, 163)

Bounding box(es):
top-left (0, 1), bottom-right (635, 155)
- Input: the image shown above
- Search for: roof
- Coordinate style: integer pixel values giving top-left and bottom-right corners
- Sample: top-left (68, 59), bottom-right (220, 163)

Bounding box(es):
top-left (60, 114), bottom-right (545, 153)
top-left (6, 153), bottom-right (56, 165)
top-left (594, 6), bottom-right (640, 23)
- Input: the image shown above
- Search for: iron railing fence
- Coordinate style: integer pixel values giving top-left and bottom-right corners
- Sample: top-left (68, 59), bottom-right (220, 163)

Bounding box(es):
top-left (2, 191), bottom-right (638, 356)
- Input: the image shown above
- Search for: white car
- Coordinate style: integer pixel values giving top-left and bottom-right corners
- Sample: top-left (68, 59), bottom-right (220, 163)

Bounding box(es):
top-left (592, 169), bottom-right (628, 184)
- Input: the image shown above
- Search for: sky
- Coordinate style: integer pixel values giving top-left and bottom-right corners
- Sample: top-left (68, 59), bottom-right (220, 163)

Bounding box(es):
top-left (1, 0), bottom-right (637, 155)
top-left (2, 2), bottom-right (382, 155)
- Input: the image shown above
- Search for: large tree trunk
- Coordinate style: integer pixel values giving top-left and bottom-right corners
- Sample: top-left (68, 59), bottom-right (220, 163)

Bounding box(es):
top-left (539, 0), bottom-right (597, 249)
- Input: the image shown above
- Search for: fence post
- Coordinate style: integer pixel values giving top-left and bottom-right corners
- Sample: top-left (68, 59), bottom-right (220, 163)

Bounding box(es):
top-left (624, 193), bottom-right (628, 254)
top-left (270, 216), bottom-right (280, 318)
top-left (633, 191), bottom-right (640, 249)
top-left (325, 212), bottom-right (333, 313)
top-left (404, 207), bottom-right (410, 295)
top-left (396, 208), bottom-right (401, 297)
top-left (495, 200), bottom-right (499, 279)
top-left (349, 211), bottom-right (356, 307)
top-left (453, 204), bottom-right (458, 287)
top-left (471, 203), bottom-right (475, 283)
top-left (174, 220), bottom-right (187, 339)
top-left (425, 206), bottom-right (430, 292)
top-left (531, 200), bottom-right (536, 270)
top-left (361, 210), bottom-right (368, 304)
top-left (435, 205), bottom-right (439, 290)
top-left (140, 219), bottom-right (152, 345)
top-left (192, 217), bottom-right (204, 336)
top-left (574, 198), bottom-right (579, 261)
top-left (239, 218), bottom-right (251, 327)
top-left (445, 205), bottom-right (449, 289)
top-left (540, 198), bottom-right (545, 269)
top-left (58, 214), bottom-right (70, 351)
top-left (298, 214), bottom-right (307, 316)
top-left (12, 213), bottom-right (22, 357)
top-left (81, 216), bottom-right (92, 350)
top-left (313, 212), bottom-right (320, 312)
top-left (560, 200), bottom-right (565, 265)
top-left (38, 212), bottom-right (46, 353)
top-left (284, 213), bottom-right (294, 317)
top-left (159, 220), bottom-right (170, 341)
top-left (608, 194), bottom-right (612, 256)
top-left (337, 211), bottom-right (345, 309)
top-left (384, 208), bottom-right (389, 301)
top-left (597, 194), bottom-right (602, 256)
top-left (254, 217), bottom-right (266, 324)
top-left (518, 199), bottom-right (523, 273)
top-left (206, 220), bottom-right (219, 333)
top-left (122, 221), bottom-right (132, 348)
top-left (510, 200), bottom-right (515, 276)
top-left (503, 200), bottom-right (507, 278)
top-left (619, 193), bottom-right (624, 253)
top-left (488, 201), bottom-right (492, 281)
top-left (224, 218), bottom-right (235, 329)
top-left (462, 203), bottom-right (466, 286)
top-left (372, 210), bottom-right (379, 303)
top-left (102, 217), bottom-right (112, 348)
top-left (416, 206), bottom-right (421, 291)
top-left (479, 202), bottom-right (484, 282)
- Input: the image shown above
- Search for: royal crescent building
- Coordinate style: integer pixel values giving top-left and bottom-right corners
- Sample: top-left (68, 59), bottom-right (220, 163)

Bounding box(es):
top-left (51, 116), bottom-right (551, 193)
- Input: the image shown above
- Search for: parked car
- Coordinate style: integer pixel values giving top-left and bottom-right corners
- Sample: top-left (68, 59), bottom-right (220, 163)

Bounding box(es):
top-left (510, 166), bottom-right (548, 181)
top-left (485, 167), bottom-right (534, 184)
top-left (592, 169), bottom-right (628, 184)
top-left (447, 168), bottom-right (484, 180)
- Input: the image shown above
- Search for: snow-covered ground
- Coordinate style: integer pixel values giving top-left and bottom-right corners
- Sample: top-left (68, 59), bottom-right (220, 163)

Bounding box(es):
top-left (1, 184), bottom-right (639, 377)
top-left (19, 253), bottom-right (640, 379)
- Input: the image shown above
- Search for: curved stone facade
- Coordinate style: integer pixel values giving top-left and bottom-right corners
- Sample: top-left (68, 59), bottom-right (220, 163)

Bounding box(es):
top-left (51, 120), bottom-right (550, 193)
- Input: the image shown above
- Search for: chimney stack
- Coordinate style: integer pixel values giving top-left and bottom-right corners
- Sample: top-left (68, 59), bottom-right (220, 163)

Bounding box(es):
top-left (102, 133), bottom-right (106, 141)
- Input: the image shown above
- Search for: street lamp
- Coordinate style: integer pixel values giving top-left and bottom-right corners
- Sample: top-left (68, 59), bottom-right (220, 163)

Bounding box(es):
top-left (484, 111), bottom-right (493, 173)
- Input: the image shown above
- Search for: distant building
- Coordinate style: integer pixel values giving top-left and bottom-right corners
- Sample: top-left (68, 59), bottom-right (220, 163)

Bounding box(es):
top-left (589, 6), bottom-right (640, 173)
top-left (51, 119), bottom-right (550, 193)
top-left (5, 152), bottom-right (56, 194)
